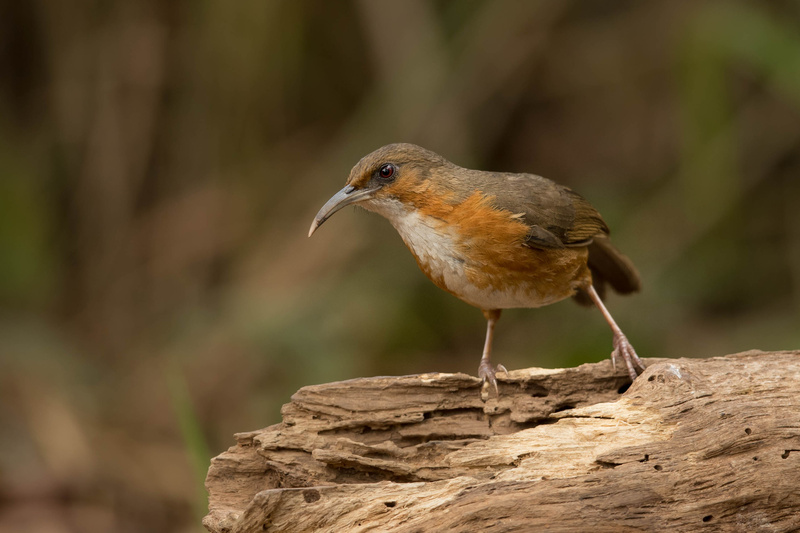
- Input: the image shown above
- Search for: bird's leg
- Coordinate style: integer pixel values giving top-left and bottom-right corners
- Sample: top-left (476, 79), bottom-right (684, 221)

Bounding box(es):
top-left (585, 284), bottom-right (645, 381)
top-left (478, 309), bottom-right (507, 394)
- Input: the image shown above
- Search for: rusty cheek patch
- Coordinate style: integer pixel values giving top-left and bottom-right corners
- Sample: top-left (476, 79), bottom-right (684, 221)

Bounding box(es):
top-left (380, 176), bottom-right (456, 220)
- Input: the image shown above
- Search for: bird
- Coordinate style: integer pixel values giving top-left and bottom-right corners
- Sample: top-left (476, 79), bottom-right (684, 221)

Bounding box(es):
top-left (308, 143), bottom-right (644, 393)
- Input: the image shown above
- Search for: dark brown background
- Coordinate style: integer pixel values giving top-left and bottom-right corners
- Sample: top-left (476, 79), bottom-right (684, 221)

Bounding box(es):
top-left (1, 1), bottom-right (799, 531)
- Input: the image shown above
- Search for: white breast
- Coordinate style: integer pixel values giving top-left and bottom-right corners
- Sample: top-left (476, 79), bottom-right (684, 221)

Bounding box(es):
top-left (365, 197), bottom-right (464, 278)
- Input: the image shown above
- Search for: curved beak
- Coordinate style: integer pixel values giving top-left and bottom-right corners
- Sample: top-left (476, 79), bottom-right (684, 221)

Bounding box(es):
top-left (308, 185), bottom-right (376, 237)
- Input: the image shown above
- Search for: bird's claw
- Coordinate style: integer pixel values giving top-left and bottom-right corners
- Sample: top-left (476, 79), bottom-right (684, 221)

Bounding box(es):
top-left (611, 332), bottom-right (645, 382)
top-left (479, 361), bottom-right (508, 395)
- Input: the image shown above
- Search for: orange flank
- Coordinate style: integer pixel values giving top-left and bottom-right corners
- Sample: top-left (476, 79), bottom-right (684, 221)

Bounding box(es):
top-left (388, 186), bottom-right (590, 307)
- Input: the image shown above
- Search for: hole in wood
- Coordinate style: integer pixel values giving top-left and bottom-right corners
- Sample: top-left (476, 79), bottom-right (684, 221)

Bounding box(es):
top-left (528, 385), bottom-right (549, 398)
top-left (617, 383), bottom-right (630, 394)
top-left (702, 515), bottom-right (713, 522)
top-left (654, 465), bottom-right (663, 471)
top-left (639, 454), bottom-right (649, 462)
top-left (595, 460), bottom-right (618, 469)
top-left (303, 489), bottom-right (321, 503)
top-left (745, 428), bottom-right (752, 435)
top-left (384, 501), bottom-right (397, 508)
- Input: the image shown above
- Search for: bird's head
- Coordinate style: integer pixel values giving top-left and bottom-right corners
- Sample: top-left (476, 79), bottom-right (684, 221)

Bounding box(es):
top-left (308, 143), bottom-right (451, 237)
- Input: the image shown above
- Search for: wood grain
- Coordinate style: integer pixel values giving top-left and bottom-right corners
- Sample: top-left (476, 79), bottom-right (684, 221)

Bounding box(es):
top-left (204, 350), bottom-right (800, 532)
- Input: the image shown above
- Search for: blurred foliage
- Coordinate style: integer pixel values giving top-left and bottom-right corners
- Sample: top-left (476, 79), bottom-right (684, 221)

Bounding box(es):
top-left (1, 1), bottom-right (800, 531)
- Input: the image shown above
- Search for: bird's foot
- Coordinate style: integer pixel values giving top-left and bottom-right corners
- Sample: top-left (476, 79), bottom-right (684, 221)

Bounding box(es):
top-left (611, 332), bottom-right (645, 382)
top-left (478, 360), bottom-right (508, 395)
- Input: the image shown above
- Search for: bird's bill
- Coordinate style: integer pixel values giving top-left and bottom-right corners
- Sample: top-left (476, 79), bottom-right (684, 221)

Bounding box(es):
top-left (308, 185), bottom-right (376, 237)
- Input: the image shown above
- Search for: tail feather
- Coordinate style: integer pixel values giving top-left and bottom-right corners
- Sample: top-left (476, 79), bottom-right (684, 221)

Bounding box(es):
top-left (573, 235), bottom-right (640, 306)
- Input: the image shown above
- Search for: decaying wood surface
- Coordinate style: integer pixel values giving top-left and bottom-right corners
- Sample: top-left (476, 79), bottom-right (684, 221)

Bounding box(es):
top-left (204, 350), bottom-right (800, 532)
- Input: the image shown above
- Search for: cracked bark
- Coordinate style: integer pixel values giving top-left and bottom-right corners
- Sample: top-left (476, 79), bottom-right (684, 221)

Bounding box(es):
top-left (204, 350), bottom-right (800, 532)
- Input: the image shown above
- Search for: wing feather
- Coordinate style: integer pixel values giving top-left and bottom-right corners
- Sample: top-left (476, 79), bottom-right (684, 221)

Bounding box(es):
top-left (467, 170), bottom-right (608, 249)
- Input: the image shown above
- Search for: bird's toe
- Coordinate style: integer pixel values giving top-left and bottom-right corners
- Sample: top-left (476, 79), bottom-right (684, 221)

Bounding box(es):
top-left (612, 333), bottom-right (645, 382)
top-left (478, 361), bottom-right (507, 395)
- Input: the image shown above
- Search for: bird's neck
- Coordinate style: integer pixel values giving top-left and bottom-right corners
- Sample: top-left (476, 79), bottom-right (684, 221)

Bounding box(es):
top-left (362, 196), bottom-right (456, 271)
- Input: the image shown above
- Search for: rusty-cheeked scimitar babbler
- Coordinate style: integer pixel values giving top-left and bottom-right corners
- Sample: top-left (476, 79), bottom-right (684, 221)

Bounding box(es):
top-left (308, 143), bottom-right (644, 393)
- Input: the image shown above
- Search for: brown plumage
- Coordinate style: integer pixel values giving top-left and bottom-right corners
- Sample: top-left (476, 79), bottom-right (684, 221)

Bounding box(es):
top-left (309, 143), bottom-right (644, 392)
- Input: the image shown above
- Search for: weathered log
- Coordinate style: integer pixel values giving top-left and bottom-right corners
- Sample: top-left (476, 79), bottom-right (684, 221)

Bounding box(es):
top-left (204, 350), bottom-right (800, 532)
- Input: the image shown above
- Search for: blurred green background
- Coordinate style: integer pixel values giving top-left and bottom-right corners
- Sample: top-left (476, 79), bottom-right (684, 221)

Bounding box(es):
top-left (2, 1), bottom-right (800, 531)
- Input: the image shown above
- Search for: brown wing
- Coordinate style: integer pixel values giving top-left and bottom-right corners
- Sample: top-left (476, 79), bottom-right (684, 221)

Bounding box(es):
top-left (472, 171), bottom-right (608, 249)
top-left (460, 168), bottom-right (640, 301)
top-left (557, 188), bottom-right (610, 246)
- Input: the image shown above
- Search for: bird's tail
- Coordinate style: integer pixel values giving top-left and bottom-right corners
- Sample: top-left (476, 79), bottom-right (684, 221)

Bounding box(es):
top-left (573, 235), bottom-right (641, 306)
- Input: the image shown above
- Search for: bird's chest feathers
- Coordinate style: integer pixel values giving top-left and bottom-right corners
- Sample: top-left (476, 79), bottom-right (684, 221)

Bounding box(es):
top-left (389, 209), bottom-right (465, 285)
top-left (364, 194), bottom-right (587, 309)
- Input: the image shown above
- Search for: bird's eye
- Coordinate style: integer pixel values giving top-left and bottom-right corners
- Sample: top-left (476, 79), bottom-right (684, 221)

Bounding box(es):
top-left (378, 164), bottom-right (395, 180)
